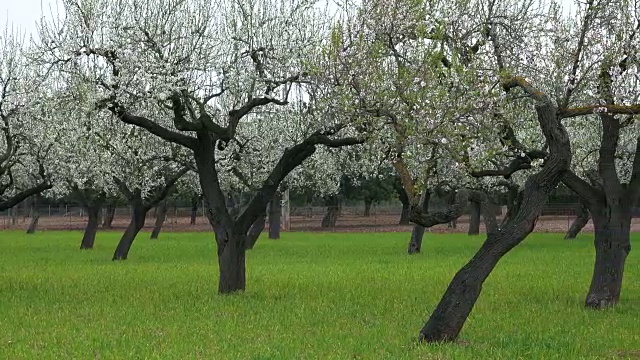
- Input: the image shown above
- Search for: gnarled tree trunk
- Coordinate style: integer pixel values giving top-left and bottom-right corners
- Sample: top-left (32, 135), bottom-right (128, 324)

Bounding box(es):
top-left (321, 195), bottom-right (341, 228)
top-left (80, 204), bottom-right (102, 249)
top-left (111, 168), bottom-right (187, 261)
top-left (408, 191), bottom-right (430, 254)
top-left (245, 213), bottom-right (266, 250)
top-left (364, 198), bottom-right (373, 217)
top-left (113, 203), bottom-right (147, 260)
top-left (416, 89), bottom-right (570, 343)
top-left (467, 201), bottom-right (481, 235)
top-left (150, 200), bottom-right (168, 239)
top-left (564, 200), bottom-right (590, 239)
top-left (217, 232), bottom-right (246, 293)
top-left (585, 204), bottom-right (631, 308)
top-left (190, 194), bottom-right (199, 225)
top-left (268, 191), bottom-right (282, 239)
top-left (102, 203), bottom-right (115, 228)
top-left (395, 177), bottom-right (411, 225)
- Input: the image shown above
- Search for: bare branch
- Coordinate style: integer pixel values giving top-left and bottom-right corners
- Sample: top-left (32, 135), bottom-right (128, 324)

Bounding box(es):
top-left (559, 104), bottom-right (640, 119)
top-left (108, 102), bottom-right (198, 149)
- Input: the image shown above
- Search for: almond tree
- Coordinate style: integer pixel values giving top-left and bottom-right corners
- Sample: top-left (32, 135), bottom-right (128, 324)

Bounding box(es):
top-left (325, 0), bottom-right (502, 254)
top-left (328, 0), bottom-right (573, 342)
top-left (556, 0), bottom-right (640, 308)
top-left (0, 29), bottom-right (52, 212)
top-left (38, 0), bottom-right (362, 293)
top-left (411, 0), bottom-right (640, 342)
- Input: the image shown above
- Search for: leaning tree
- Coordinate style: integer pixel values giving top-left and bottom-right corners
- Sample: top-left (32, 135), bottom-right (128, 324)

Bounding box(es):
top-left (328, 0), bottom-right (610, 343)
top-left (38, 0), bottom-right (363, 293)
top-left (406, 0), bottom-right (640, 342)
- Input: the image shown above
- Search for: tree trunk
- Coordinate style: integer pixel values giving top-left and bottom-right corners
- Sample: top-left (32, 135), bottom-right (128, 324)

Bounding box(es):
top-left (246, 213), bottom-right (266, 250)
top-left (564, 201), bottom-right (590, 240)
top-left (501, 186), bottom-right (521, 228)
top-left (399, 201), bottom-right (411, 225)
top-left (419, 235), bottom-right (507, 342)
top-left (217, 232), bottom-right (247, 294)
top-left (112, 204), bottom-right (146, 260)
top-left (585, 206), bottom-right (631, 309)
top-left (408, 226), bottom-right (426, 253)
top-left (26, 196), bottom-right (39, 234)
top-left (321, 196), bottom-right (341, 228)
top-left (364, 199), bottom-right (373, 217)
top-left (419, 99), bottom-right (571, 342)
top-left (80, 204), bottom-right (101, 249)
top-left (150, 200), bottom-right (168, 239)
top-left (468, 201), bottom-right (481, 235)
top-left (102, 203), bottom-right (115, 228)
top-left (408, 191), bottom-right (430, 254)
top-left (268, 191), bottom-right (282, 239)
top-left (190, 194), bottom-right (199, 225)
top-left (447, 219), bottom-right (457, 228)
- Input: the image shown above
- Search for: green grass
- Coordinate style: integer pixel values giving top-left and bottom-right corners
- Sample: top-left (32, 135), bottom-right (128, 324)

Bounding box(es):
top-left (0, 230), bottom-right (638, 359)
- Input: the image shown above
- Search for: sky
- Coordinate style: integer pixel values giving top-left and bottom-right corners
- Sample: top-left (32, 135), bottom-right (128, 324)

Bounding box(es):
top-left (1, 0), bottom-right (576, 41)
top-left (1, 0), bottom-right (59, 39)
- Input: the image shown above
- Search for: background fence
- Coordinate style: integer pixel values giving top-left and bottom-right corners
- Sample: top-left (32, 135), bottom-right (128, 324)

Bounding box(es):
top-left (0, 202), bottom-right (614, 234)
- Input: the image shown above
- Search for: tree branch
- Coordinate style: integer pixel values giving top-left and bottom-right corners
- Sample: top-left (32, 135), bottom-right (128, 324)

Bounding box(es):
top-left (410, 189), bottom-right (490, 229)
top-left (108, 103), bottom-right (198, 149)
top-left (501, 76), bottom-right (553, 105)
top-left (559, 104), bottom-right (640, 119)
top-left (236, 130), bottom-right (364, 232)
top-left (144, 166), bottom-right (190, 211)
top-left (0, 181), bottom-right (52, 211)
top-left (561, 169), bottom-right (602, 207)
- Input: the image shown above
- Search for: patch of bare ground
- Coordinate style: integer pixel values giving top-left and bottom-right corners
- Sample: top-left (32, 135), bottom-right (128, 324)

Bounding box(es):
top-left (4, 212), bottom-right (640, 234)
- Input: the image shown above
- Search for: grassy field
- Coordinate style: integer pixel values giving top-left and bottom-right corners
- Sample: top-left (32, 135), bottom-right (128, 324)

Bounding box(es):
top-left (0, 231), bottom-right (638, 359)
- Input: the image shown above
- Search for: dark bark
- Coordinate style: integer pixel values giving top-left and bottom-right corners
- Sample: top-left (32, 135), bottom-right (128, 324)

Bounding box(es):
top-left (418, 83), bottom-right (570, 343)
top-left (268, 191), bottom-right (282, 239)
top-left (246, 212), bottom-right (266, 250)
top-left (102, 203), bottom-right (115, 228)
top-left (564, 200), bottom-right (590, 239)
top-left (112, 202), bottom-right (146, 260)
top-left (560, 120), bottom-right (637, 309)
top-left (447, 219), bottom-right (457, 228)
top-left (192, 126), bottom-right (361, 294)
top-left (190, 194), bottom-right (200, 225)
top-left (399, 201), bottom-right (411, 225)
top-left (585, 207), bottom-right (631, 308)
top-left (72, 187), bottom-right (106, 249)
top-left (217, 232), bottom-right (246, 293)
top-left (408, 191), bottom-right (430, 254)
top-left (80, 204), bottom-right (102, 249)
top-left (364, 198), bottom-right (373, 217)
top-left (112, 167), bottom-right (188, 260)
top-left (26, 196), bottom-right (40, 234)
top-left (394, 175), bottom-right (412, 224)
top-left (109, 82), bottom-right (362, 294)
top-left (468, 201), bottom-right (481, 235)
top-left (0, 181), bottom-right (52, 212)
top-left (321, 195), bottom-right (341, 228)
top-left (500, 184), bottom-right (521, 228)
top-left (150, 200), bottom-right (168, 239)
